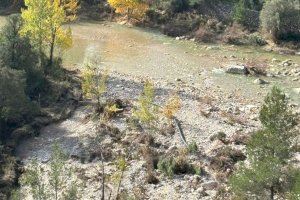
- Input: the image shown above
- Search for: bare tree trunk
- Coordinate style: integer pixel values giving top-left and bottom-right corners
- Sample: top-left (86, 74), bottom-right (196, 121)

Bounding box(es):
top-left (101, 151), bottom-right (105, 200)
top-left (49, 28), bottom-right (56, 67)
top-left (115, 169), bottom-right (124, 200)
top-left (270, 186), bottom-right (274, 200)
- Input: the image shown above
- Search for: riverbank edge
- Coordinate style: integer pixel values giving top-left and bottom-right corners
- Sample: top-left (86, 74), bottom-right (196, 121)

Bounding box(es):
top-left (0, 69), bottom-right (83, 199)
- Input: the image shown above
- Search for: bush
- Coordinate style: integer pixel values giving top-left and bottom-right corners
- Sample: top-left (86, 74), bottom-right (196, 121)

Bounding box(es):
top-left (0, 67), bottom-right (35, 141)
top-left (187, 141), bottom-right (198, 154)
top-left (233, 0), bottom-right (260, 30)
top-left (222, 23), bottom-right (247, 45)
top-left (157, 155), bottom-right (202, 178)
top-left (260, 0), bottom-right (300, 42)
top-left (246, 33), bottom-right (267, 46)
top-left (194, 26), bottom-right (216, 43)
top-left (0, 14), bottom-right (45, 98)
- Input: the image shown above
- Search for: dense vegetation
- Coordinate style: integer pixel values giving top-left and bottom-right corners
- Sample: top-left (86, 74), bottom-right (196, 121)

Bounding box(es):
top-left (0, 1), bottom-right (80, 198)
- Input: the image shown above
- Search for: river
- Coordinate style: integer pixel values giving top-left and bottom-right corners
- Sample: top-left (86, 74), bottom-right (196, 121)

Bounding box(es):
top-left (0, 16), bottom-right (299, 102)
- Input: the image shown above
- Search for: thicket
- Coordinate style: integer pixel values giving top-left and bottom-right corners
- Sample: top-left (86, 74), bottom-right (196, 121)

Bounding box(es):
top-left (0, 2), bottom-right (78, 197)
top-left (0, 15), bottom-right (41, 142)
top-left (260, 0), bottom-right (300, 42)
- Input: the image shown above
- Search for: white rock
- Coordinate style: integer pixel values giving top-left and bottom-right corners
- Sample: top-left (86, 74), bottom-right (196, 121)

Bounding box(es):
top-left (225, 65), bottom-right (248, 75)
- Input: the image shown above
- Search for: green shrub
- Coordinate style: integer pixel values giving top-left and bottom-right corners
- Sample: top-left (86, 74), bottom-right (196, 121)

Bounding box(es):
top-left (187, 141), bottom-right (198, 154)
top-left (233, 0), bottom-right (260, 30)
top-left (260, 0), bottom-right (300, 42)
top-left (247, 33), bottom-right (267, 46)
top-left (157, 155), bottom-right (202, 178)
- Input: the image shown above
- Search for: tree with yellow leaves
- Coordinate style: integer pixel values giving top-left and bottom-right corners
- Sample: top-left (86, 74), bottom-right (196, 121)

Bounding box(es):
top-left (108, 0), bottom-right (149, 20)
top-left (163, 95), bottom-right (181, 120)
top-left (20, 0), bottom-right (79, 73)
top-left (82, 65), bottom-right (109, 113)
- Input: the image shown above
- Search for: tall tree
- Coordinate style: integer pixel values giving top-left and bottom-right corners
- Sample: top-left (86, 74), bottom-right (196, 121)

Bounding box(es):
top-left (230, 87), bottom-right (299, 199)
top-left (0, 14), bottom-right (38, 71)
top-left (20, 0), bottom-right (78, 73)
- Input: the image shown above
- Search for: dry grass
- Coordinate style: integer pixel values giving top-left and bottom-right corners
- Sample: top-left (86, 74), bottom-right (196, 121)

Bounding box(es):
top-left (220, 111), bottom-right (247, 125)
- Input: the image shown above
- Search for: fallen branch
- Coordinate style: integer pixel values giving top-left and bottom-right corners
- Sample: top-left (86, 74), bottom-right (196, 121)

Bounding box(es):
top-left (173, 117), bottom-right (188, 146)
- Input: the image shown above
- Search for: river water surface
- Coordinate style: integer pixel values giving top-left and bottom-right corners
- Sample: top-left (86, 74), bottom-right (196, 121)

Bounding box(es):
top-left (0, 16), bottom-right (299, 102)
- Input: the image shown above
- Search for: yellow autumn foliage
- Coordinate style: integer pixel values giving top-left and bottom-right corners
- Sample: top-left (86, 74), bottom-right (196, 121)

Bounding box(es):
top-left (108, 0), bottom-right (149, 20)
top-left (82, 67), bottom-right (108, 100)
top-left (21, 0), bottom-right (78, 67)
top-left (163, 95), bottom-right (182, 119)
top-left (133, 80), bottom-right (157, 125)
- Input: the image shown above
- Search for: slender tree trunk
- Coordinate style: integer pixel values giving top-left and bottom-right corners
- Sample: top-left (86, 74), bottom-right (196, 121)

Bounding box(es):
top-left (101, 151), bottom-right (105, 200)
top-left (49, 29), bottom-right (56, 67)
top-left (270, 186), bottom-right (274, 200)
top-left (115, 169), bottom-right (124, 200)
top-left (39, 44), bottom-right (44, 74)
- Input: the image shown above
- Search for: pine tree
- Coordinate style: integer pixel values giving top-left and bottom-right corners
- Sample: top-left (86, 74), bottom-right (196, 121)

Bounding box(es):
top-left (230, 86), bottom-right (299, 200)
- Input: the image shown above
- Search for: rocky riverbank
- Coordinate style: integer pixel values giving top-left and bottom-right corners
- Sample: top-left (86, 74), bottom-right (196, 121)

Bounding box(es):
top-left (16, 71), bottom-right (300, 199)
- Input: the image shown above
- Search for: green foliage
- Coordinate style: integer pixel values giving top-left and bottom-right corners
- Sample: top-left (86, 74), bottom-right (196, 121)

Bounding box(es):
top-left (0, 14), bottom-right (46, 98)
top-left (82, 65), bottom-right (108, 111)
top-left (21, 159), bottom-right (49, 200)
top-left (157, 155), bottom-right (201, 178)
top-left (133, 80), bottom-right (157, 127)
top-left (260, 0), bottom-right (300, 42)
top-left (187, 141), bottom-right (198, 154)
top-left (21, 144), bottom-right (80, 200)
top-left (232, 0), bottom-right (261, 29)
top-left (0, 67), bottom-right (36, 141)
top-left (168, 0), bottom-right (189, 12)
top-left (63, 183), bottom-right (80, 200)
top-left (21, 0), bottom-right (74, 71)
top-left (233, 0), bottom-right (247, 25)
top-left (157, 156), bottom-right (176, 178)
top-left (0, 14), bottom-right (38, 71)
top-left (10, 189), bottom-right (22, 200)
top-left (230, 86), bottom-right (299, 199)
top-left (49, 143), bottom-right (67, 200)
top-left (259, 86), bottom-right (297, 134)
top-left (117, 157), bottom-right (127, 171)
top-left (288, 169), bottom-right (300, 200)
top-left (247, 32), bottom-right (267, 46)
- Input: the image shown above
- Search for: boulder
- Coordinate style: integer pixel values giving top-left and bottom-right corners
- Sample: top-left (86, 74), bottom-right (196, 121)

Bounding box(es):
top-left (225, 65), bottom-right (248, 75)
top-left (253, 78), bottom-right (268, 85)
